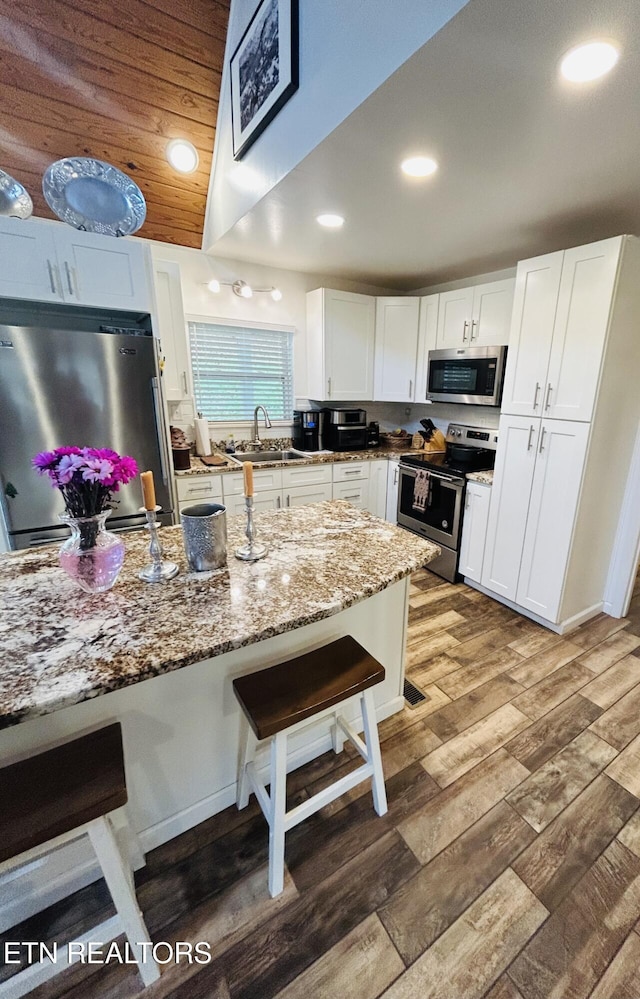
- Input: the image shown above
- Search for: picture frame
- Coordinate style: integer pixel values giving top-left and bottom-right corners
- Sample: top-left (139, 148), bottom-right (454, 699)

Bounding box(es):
top-left (230, 0), bottom-right (299, 160)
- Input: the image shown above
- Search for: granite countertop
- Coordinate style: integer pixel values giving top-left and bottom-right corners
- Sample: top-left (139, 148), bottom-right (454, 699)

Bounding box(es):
top-left (176, 447), bottom-right (421, 477)
top-left (0, 501), bottom-right (439, 729)
top-left (466, 470), bottom-right (494, 486)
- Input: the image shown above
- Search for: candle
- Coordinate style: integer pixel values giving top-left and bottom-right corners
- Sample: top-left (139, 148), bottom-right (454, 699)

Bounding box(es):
top-left (141, 470), bottom-right (156, 511)
top-left (243, 461), bottom-right (254, 498)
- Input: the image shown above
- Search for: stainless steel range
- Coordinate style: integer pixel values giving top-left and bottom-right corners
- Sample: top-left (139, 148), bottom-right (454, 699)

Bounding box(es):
top-left (397, 423), bottom-right (498, 581)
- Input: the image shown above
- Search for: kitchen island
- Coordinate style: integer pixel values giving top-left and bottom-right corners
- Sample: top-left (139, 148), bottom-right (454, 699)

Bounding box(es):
top-left (0, 501), bottom-right (437, 927)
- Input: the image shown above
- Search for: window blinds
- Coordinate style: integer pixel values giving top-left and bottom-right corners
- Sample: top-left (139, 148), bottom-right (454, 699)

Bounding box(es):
top-left (188, 321), bottom-right (294, 422)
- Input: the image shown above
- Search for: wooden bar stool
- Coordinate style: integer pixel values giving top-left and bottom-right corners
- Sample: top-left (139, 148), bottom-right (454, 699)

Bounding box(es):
top-left (0, 723), bottom-right (160, 998)
top-left (233, 635), bottom-right (388, 897)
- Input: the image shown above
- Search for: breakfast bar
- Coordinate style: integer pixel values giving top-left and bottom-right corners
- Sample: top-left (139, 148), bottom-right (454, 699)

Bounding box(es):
top-left (0, 500), bottom-right (437, 928)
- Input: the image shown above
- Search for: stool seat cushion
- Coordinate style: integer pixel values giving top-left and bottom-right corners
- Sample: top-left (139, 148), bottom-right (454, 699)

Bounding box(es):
top-left (233, 635), bottom-right (385, 741)
top-left (0, 723), bottom-right (127, 865)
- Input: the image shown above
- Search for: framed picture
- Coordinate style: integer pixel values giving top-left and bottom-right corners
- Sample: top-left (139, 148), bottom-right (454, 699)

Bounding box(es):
top-left (230, 0), bottom-right (299, 160)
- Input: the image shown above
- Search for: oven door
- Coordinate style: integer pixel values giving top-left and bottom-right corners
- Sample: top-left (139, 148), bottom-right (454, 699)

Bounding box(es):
top-left (397, 465), bottom-right (465, 548)
top-left (426, 346), bottom-right (507, 405)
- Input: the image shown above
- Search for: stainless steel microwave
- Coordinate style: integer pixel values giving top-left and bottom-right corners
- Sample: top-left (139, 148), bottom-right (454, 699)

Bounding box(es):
top-left (426, 345), bottom-right (508, 407)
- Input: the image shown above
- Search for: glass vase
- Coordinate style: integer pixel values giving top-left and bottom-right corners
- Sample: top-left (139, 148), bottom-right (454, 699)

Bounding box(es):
top-left (59, 511), bottom-right (125, 593)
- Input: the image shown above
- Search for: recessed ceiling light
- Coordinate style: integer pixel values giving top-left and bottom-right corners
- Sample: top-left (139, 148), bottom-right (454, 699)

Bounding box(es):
top-left (316, 213), bottom-right (345, 228)
top-left (271, 287), bottom-right (283, 301)
top-left (560, 41), bottom-right (619, 82)
top-left (207, 279), bottom-right (221, 293)
top-left (166, 139), bottom-right (199, 174)
top-left (401, 156), bottom-right (438, 178)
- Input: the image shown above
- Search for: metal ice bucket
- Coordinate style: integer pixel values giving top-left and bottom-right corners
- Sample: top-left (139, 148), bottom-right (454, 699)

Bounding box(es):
top-left (180, 503), bottom-right (227, 571)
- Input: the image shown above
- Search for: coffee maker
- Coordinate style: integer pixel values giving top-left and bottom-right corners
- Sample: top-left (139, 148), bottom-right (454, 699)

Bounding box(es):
top-left (292, 410), bottom-right (322, 451)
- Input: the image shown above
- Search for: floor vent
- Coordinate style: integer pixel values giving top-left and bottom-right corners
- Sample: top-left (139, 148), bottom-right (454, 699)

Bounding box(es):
top-left (403, 678), bottom-right (427, 707)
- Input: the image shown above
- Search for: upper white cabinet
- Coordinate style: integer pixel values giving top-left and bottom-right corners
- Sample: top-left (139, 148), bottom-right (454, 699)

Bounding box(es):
top-left (307, 288), bottom-right (375, 400)
top-left (0, 217), bottom-right (152, 312)
top-left (501, 237), bottom-right (623, 422)
top-left (435, 279), bottom-right (514, 349)
top-left (152, 258), bottom-right (191, 402)
top-left (413, 295), bottom-right (439, 404)
top-left (374, 297), bottom-right (420, 402)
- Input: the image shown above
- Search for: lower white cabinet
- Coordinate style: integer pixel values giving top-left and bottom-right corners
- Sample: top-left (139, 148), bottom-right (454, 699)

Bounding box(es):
top-left (286, 482), bottom-right (333, 506)
top-left (482, 415), bottom-right (590, 623)
top-left (459, 482), bottom-right (491, 582)
top-left (385, 460), bottom-right (400, 523)
top-left (333, 479), bottom-right (369, 508)
top-left (176, 475), bottom-right (223, 505)
top-left (367, 460), bottom-right (388, 518)
top-left (225, 489), bottom-right (282, 514)
top-left (223, 469), bottom-right (283, 496)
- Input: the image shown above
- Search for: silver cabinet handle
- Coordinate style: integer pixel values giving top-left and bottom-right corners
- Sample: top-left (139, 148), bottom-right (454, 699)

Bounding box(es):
top-left (277, 495), bottom-right (281, 508)
top-left (471, 319), bottom-right (478, 341)
top-left (544, 384), bottom-right (553, 410)
top-left (64, 261), bottom-right (75, 297)
top-left (409, 379), bottom-right (413, 397)
top-left (533, 382), bottom-right (541, 409)
top-left (344, 494), bottom-right (359, 500)
top-left (393, 467), bottom-right (398, 486)
top-left (327, 377), bottom-right (332, 397)
top-left (462, 320), bottom-right (470, 342)
top-left (181, 371), bottom-right (188, 395)
top-left (344, 469), bottom-right (361, 476)
top-left (46, 259), bottom-right (57, 294)
top-left (527, 425), bottom-right (535, 451)
top-left (539, 427), bottom-right (547, 453)
top-left (187, 484), bottom-right (213, 494)
top-left (286, 494), bottom-right (290, 507)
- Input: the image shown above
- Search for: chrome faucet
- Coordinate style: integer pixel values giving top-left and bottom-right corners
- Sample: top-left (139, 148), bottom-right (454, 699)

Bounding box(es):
top-left (251, 405), bottom-right (272, 449)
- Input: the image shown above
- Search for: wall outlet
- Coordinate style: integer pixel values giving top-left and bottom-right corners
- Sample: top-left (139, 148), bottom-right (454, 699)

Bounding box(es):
top-left (404, 407), bottom-right (412, 418)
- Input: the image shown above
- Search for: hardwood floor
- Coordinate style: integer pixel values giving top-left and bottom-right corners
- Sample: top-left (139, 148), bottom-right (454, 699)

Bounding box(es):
top-left (7, 569), bottom-right (640, 998)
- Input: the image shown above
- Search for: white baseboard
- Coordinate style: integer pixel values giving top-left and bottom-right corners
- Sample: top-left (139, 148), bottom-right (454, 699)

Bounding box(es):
top-left (463, 579), bottom-right (603, 634)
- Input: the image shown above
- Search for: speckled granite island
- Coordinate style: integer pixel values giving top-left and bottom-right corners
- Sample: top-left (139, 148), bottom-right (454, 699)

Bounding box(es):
top-left (0, 501), bottom-right (437, 927)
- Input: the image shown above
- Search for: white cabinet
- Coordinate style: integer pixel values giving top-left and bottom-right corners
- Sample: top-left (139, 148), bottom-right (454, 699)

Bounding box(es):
top-left (223, 469), bottom-right (283, 496)
top-left (435, 280), bottom-right (513, 349)
top-left (176, 475), bottom-right (223, 505)
top-left (413, 295), bottom-right (439, 404)
top-left (501, 237), bottom-right (623, 422)
top-left (367, 460), bottom-right (389, 518)
top-left (307, 288), bottom-right (375, 400)
top-left (222, 463), bottom-right (332, 511)
top-left (482, 416), bottom-right (590, 623)
top-left (385, 460), bottom-right (400, 523)
top-left (286, 482), bottom-right (333, 506)
top-left (459, 482), bottom-right (491, 583)
top-left (333, 479), bottom-right (369, 508)
top-left (152, 258), bottom-right (191, 402)
top-left (282, 464), bottom-right (332, 489)
top-left (225, 489), bottom-right (282, 514)
top-left (0, 217), bottom-right (151, 312)
top-left (373, 297), bottom-right (420, 402)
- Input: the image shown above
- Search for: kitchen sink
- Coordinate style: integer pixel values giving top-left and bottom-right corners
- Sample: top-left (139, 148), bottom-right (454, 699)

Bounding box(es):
top-left (231, 450), bottom-right (308, 463)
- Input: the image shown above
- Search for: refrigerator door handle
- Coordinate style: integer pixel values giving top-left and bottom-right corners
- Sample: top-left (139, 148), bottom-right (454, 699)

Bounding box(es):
top-left (151, 376), bottom-right (170, 486)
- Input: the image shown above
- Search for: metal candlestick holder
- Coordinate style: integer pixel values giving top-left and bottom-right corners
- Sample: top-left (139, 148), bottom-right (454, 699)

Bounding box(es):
top-left (138, 506), bottom-right (179, 583)
top-left (235, 496), bottom-right (267, 561)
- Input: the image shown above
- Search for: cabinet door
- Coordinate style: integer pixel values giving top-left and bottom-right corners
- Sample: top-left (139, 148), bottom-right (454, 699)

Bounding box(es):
top-left (365, 460), bottom-right (388, 518)
top-left (481, 416), bottom-right (539, 601)
top-left (285, 482), bottom-right (333, 507)
top-left (0, 218), bottom-right (63, 302)
top-left (470, 279), bottom-right (514, 346)
top-left (324, 290), bottom-right (375, 400)
top-left (153, 259), bottom-right (190, 402)
top-left (282, 464), bottom-right (332, 489)
top-left (222, 469), bottom-right (283, 496)
top-left (373, 297), bottom-right (420, 401)
top-left (333, 479), bottom-right (369, 508)
top-left (414, 295), bottom-right (438, 403)
top-left (55, 228), bottom-right (151, 312)
top-left (459, 483), bottom-right (491, 582)
top-left (225, 489), bottom-right (282, 514)
top-left (176, 475), bottom-right (223, 505)
top-left (516, 420), bottom-right (590, 622)
top-left (435, 287), bottom-right (474, 348)
top-left (501, 251), bottom-right (563, 418)
top-left (545, 237), bottom-right (622, 423)
top-left (385, 460), bottom-right (400, 523)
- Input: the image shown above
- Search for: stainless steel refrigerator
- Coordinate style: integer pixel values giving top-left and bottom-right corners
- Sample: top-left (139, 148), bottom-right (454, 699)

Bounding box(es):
top-left (0, 307), bottom-right (173, 550)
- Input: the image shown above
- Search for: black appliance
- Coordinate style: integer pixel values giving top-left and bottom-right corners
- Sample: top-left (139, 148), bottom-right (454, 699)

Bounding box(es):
top-left (367, 421), bottom-right (380, 447)
top-left (292, 410), bottom-right (322, 451)
top-left (323, 408), bottom-right (368, 451)
top-left (426, 345), bottom-right (507, 406)
top-left (397, 423), bottom-right (498, 581)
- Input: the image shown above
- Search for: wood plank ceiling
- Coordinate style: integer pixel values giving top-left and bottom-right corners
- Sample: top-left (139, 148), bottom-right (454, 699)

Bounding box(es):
top-left (0, 0), bottom-right (230, 247)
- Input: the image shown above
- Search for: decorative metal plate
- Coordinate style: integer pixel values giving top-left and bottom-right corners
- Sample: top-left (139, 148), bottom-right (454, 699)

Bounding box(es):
top-left (0, 169), bottom-right (33, 219)
top-left (42, 157), bottom-right (146, 236)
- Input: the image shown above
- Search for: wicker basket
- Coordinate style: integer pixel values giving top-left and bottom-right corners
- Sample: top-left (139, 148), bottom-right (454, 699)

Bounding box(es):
top-left (380, 432), bottom-right (413, 452)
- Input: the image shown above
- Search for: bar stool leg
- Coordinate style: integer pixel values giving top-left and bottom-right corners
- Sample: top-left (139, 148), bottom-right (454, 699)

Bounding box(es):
top-left (237, 713), bottom-right (256, 810)
top-left (87, 817), bottom-right (161, 987)
top-left (268, 730), bottom-right (287, 898)
top-left (361, 688), bottom-right (388, 817)
top-left (332, 710), bottom-right (345, 754)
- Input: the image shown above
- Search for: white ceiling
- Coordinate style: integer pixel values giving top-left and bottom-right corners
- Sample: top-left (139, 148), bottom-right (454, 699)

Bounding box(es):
top-left (210, 0), bottom-right (640, 290)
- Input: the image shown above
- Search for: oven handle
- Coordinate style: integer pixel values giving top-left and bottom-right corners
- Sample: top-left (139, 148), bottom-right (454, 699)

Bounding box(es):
top-left (399, 464), bottom-right (464, 487)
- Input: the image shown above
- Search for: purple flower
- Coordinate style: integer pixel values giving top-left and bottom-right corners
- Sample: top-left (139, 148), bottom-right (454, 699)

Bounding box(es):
top-left (33, 445), bottom-right (139, 518)
top-left (116, 455), bottom-right (138, 482)
top-left (56, 453), bottom-right (86, 485)
top-left (82, 459), bottom-right (115, 483)
top-left (32, 450), bottom-right (59, 472)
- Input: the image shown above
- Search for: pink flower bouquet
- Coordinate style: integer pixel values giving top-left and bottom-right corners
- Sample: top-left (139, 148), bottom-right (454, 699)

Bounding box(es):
top-left (33, 446), bottom-right (138, 519)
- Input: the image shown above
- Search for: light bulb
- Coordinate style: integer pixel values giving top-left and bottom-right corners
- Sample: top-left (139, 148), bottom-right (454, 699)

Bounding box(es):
top-left (271, 287), bottom-right (282, 301)
top-left (241, 283), bottom-right (253, 298)
top-left (560, 41), bottom-right (619, 82)
top-left (166, 139), bottom-right (199, 174)
top-left (207, 279), bottom-right (220, 293)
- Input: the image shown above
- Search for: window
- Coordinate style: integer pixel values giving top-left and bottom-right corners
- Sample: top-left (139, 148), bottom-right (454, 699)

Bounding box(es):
top-left (188, 320), bottom-right (294, 422)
